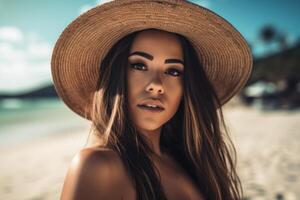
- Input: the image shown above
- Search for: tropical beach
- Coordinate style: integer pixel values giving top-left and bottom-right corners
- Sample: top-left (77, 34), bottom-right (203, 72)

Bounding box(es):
top-left (0, 98), bottom-right (300, 200)
top-left (1, 1), bottom-right (300, 199)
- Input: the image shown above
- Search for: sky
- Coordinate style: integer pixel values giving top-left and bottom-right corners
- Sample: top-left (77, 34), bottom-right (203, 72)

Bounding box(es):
top-left (0, 0), bottom-right (300, 94)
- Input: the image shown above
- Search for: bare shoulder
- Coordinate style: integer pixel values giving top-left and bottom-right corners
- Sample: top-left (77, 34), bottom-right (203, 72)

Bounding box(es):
top-left (60, 147), bottom-right (128, 200)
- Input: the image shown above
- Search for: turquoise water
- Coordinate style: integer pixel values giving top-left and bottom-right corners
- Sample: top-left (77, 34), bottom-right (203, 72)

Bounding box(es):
top-left (0, 98), bottom-right (65, 124)
top-left (0, 98), bottom-right (89, 146)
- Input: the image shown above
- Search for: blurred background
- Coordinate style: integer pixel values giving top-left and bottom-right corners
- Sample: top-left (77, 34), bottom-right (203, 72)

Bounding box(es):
top-left (0, 0), bottom-right (299, 199)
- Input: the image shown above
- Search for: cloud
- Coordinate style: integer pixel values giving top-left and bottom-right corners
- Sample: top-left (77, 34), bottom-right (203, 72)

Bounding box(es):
top-left (79, 0), bottom-right (113, 15)
top-left (96, 0), bottom-right (114, 5)
top-left (193, 0), bottom-right (211, 8)
top-left (79, 4), bottom-right (94, 14)
top-left (0, 26), bottom-right (52, 94)
top-left (0, 27), bottom-right (23, 43)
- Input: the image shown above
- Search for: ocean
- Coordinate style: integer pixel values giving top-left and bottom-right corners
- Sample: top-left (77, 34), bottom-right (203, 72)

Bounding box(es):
top-left (0, 98), bottom-right (89, 147)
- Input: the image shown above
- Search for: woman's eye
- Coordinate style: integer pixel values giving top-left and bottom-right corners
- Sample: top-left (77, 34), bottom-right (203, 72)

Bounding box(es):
top-left (130, 63), bottom-right (183, 77)
top-left (130, 63), bottom-right (146, 70)
top-left (167, 68), bottom-right (183, 77)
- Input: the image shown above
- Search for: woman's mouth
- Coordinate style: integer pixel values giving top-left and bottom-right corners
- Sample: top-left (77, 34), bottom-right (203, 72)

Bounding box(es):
top-left (137, 104), bottom-right (165, 113)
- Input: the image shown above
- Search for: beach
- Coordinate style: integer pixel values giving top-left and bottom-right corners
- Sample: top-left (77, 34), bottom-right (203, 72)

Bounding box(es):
top-left (0, 99), bottom-right (300, 200)
top-left (223, 104), bottom-right (300, 200)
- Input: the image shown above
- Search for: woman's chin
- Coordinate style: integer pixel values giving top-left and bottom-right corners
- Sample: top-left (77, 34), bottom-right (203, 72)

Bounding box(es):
top-left (135, 123), bottom-right (163, 134)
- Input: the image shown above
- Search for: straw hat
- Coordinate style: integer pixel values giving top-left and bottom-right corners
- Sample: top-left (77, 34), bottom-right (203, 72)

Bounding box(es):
top-left (51, 0), bottom-right (253, 120)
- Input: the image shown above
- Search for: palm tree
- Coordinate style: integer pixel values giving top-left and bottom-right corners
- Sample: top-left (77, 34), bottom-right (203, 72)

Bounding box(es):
top-left (259, 24), bottom-right (288, 50)
top-left (260, 25), bottom-right (277, 44)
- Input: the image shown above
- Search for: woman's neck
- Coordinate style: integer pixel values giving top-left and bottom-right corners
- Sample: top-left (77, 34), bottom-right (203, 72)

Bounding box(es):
top-left (138, 127), bottom-right (163, 157)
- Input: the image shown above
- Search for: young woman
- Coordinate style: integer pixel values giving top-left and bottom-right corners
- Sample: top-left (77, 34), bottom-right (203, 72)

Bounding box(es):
top-left (51, 1), bottom-right (253, 200)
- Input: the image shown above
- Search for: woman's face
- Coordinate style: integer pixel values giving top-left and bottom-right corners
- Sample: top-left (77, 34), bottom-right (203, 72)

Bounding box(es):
top-left (127, 30), bottom-right (184, 134)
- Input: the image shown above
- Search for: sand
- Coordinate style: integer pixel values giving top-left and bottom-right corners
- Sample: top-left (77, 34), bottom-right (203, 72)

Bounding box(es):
top-left (223, 105), bottom-right (300, 200)
top-left (1, 103), bottom-right (300, 200)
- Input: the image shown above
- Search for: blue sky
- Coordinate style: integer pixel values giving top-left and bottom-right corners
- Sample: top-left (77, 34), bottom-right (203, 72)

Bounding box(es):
top-left (0, 0), bottom-right (300, 93)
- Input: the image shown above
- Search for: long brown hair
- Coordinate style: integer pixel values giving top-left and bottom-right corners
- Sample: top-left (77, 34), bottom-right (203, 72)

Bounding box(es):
top-left (88, 28), bottom-right (243, 200)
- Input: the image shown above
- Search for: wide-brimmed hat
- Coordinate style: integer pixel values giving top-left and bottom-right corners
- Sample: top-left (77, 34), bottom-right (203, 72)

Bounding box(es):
top-left (51, 0), bottom-right (253, 120)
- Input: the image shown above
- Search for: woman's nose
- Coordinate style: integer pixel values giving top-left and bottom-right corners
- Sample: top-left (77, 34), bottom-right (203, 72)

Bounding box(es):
top-left (146, 85), bottom-right (164, 94)
top-left (145, 74), bottom-right (164, 94)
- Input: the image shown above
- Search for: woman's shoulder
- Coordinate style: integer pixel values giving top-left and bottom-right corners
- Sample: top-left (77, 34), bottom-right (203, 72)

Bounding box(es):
top-left (60, 147), bottom-right (128, 200)
top-left (74, 147), bottom-right (122, 167)
top-left (73, 147), bottom-right (128, 182)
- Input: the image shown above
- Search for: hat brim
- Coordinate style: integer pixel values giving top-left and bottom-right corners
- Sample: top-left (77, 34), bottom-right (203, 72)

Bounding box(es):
top-left (51, 0), bottom-right (253, 120)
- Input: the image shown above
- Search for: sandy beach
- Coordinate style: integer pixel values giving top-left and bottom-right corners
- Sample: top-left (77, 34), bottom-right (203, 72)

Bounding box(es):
top-left (0, 100), bottom-right (300, 200)
top-left (223, 105), bottom-right (300, 200)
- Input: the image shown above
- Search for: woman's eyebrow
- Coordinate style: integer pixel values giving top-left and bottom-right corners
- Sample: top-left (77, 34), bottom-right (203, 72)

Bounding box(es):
top-left (128, 51), bottom-right (184, 65)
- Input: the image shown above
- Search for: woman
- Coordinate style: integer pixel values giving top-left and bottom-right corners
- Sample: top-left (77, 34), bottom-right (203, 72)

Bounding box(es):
top-left (51, 1), bottom-right (252, 200)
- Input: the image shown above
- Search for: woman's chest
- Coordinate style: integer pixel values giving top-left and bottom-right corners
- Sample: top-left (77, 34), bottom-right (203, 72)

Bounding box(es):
top-left (122, 173), bottom-right (204, 200)
top-left (159, 163), bottom-right (205, 200)
top-left (122, 158), bottom-right (204, 200)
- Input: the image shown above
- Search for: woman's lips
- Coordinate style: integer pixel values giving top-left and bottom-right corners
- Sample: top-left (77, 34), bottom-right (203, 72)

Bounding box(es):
top-left (137, 100), bottom-right (165, 109)
top-left (137, 104), bottom-right (164, 113)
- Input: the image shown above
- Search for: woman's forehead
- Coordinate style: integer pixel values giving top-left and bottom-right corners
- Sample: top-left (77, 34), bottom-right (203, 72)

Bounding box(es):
top-left (129, 30), bottom-right (183, 59)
